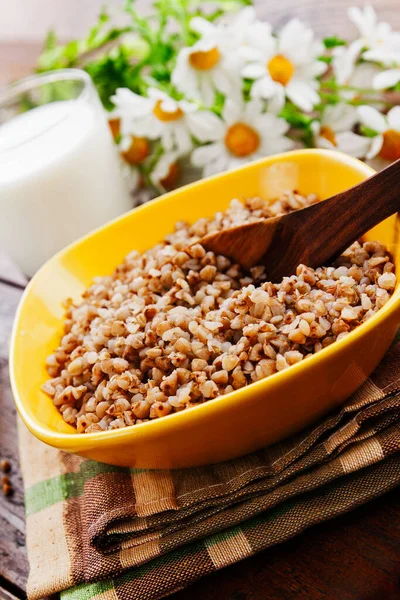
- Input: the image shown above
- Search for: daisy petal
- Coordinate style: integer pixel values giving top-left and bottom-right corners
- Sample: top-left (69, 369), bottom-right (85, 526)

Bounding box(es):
top-left (322, 103), bottom-right (358, 132)
top-left (147, 88), bottom-right (166, 101)
top-left (199, 76), bottom-right (216, 107)
top-left (247, 21), bottom-right (275, 54)
top-left (237, 46), bottom-right (265, 63)
top-left (348, 5), bottom-right (377, 38)
top-left (256, 113), bottom-right (289, 136)
top-left (186, 111), bottom-right (225, 143)
top-left (366, 134), bottom-right (384, 159)
top-left (286, 80), bottom-right (319, 112)
top-left (212, 68), bottom-right (237, 101)
top-left (244, 98), bottom-right (264, 121)
top-left (332, 40), bottom-right (363, 86)
top-left (250, 76), bottom-right (280, 100)
top-left (119, 136), bottom-right (132, 152)
top-left (279, 19), bottom-right (312, 61)
top-left (363, 48), bottom-right (400, 64)
top-left (316, 136), bottom-right (335, 151)
top-left (241, 63), bottom-right (268, 80)
top-left (373, 69), bottom-right (400, 90)
top-left (151, 151), bottom-right (179, 186)
top-left (267, 86), bottom-right (286, 114)
top-left (232, 6), bottom-right (257, 29)
top-left (111, 88), bottom-right (150, 116)
top-left (335, 132), bottom-right (372, 158)
top-left (204, 151), bottom-right (229, 176)
top-left (174, 124), bottom-right (193, 155)
top-left (260, 135), bottom-right (294, 155)
top-left (189, 16), bottom-right (216, 36)
top-left (222, 98), bottom-right (242, 125)
top-left (387, 106), bottom-right (400, 131)
top-left (160, 97), bottom-right (180, 113)
top-left (357, 105), bottom-right (387, 133)
top-left (191, 144), bottom-right (219, 168)
top-left (161, 127), bottom-right (174, 152)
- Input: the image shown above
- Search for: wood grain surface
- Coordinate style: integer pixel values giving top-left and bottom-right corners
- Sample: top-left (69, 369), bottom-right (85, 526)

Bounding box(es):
top-left (0, 2), bottom-right (399, 599)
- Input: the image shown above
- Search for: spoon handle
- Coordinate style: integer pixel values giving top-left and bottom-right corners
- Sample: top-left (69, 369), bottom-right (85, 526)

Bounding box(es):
top-left (280, 157), bottom-right (400, 270)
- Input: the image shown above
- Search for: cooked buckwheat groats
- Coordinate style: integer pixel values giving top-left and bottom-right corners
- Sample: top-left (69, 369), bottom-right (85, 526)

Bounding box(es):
top-left (42, 192), bottom-right (396, 433)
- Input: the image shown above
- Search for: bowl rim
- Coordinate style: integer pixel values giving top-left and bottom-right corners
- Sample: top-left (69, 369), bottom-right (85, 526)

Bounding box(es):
top-left (10, 148), bottom-right (400, 447)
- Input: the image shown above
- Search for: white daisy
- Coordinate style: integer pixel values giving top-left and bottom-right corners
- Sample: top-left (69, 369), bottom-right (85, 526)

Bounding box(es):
top-left (240, 18), bottom-right (327, 112)
top-left (348, 5), bottom-right (400, 71)
top-left (332, 41), bottom-right (364, 86)
top-left (191, 98), bottom-right (294, 177)
top-left (358, 105), bottom-right (400, 160)
top-left (348, 5), bottom-right (396, 50)
top-left (333, 48), bottom-right (382, 101)
top-left (333, 7), bottom-right (400, 89)
top-left (171, 35), bottom-right (243, 106)
top-left (112, 88), bottom-right (205, 156)
top-left (313, 103), bottom-right (373, 158)
top-left (349, 62), bottom-right (382, 90)
top-left (151, 151), bottom-right (181, 191)
top-left (189, 7), bottom-right (260, 50)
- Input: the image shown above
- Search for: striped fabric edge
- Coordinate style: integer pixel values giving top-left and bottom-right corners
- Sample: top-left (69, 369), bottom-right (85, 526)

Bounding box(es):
top-left (27, 425), bottom-right (400, 599)
top-left (59, 454), bottom-right (400, 600)
top-left (97, 417), bottom-right (400, 553)
top-left (24, 392), bottom-right (400, 519)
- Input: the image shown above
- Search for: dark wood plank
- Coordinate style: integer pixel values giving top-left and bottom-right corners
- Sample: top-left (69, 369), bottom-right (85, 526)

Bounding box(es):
top-left (0, 282), bottom-right (28, 595)
top-left (0, 585), bottom-right (23, 600)
top-left (174, 487), bottom-right (400, 600)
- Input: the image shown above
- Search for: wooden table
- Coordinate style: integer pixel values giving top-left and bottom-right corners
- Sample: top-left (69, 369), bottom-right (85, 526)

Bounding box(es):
top-left (1, 2), bottom-right (400, 599)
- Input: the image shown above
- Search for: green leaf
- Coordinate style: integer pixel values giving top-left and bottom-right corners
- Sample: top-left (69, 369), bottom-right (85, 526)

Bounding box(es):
top-left (302, 128), bottom-right (314, 148)
top-left (37, 0), bottom-right (253, 110)
top-left (85, 47), bottom-right (143, 109)
top-left (64, 40), bottom-right (80, 62)
top-left (318, 55), bottom-right (332, 64)
top-left (359, 125), bottom-right (379, 138)
top-left (279, 103), bottom-right (313, 128)
top-left (43, 30), bottom-right (57, 52)
top-left (323, 36), bottom-right (346, 49)
top-left (212, 91), bottom-right (226, 117)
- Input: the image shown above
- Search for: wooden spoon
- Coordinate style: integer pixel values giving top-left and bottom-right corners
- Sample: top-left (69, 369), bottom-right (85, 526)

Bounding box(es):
top-left (192, 158), bottom-right (400, 282)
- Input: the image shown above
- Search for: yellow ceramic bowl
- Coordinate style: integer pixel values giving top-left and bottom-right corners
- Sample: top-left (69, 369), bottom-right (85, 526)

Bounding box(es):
top-left (10, 149), bottom-right (400, 469)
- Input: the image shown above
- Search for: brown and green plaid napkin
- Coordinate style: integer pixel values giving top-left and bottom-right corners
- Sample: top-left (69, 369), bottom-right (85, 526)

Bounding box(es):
top-left (19, 335), bottom-right (400, 600)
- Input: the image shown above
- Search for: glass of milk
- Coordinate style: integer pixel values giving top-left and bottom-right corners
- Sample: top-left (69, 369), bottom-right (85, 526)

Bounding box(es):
top-left (0, 69), bottom-right (132, 276)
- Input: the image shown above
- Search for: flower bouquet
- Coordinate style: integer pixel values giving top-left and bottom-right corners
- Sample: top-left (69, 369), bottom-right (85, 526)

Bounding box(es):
top-left (38, 1), bottom-right (400, 196)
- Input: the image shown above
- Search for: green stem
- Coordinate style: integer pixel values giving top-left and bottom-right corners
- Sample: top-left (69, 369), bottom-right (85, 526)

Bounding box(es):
top-left (323, 82), bottom-right (379, 94)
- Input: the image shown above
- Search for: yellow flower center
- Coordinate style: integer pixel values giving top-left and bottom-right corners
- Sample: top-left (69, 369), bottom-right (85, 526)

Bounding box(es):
top-left (267, 54), bottom-right (294, 86)
top-left (121, 136), bottom-right (150, 165)
top-left (320, 125), bottom-right (337, 146)
top-left (160, 162), bottom-right (180, 189)
top-left (189, 47), bottom-right (220, 70)
top-left (225, 122), bottom-right (260, 157)
top-left (379, 129), bottom-right (400, 161)
top-left (153, 99), bottom-right (183, 122)
top-left (108, 118), bottom-right (121, 140)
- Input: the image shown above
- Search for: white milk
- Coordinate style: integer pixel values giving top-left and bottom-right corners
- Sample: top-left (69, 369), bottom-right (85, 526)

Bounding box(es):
top-left (0, 100), bottom-right (131, 275)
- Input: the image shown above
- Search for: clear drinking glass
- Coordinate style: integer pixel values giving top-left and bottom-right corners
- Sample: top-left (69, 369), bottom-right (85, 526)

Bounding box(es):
top-left (0, 69), bottom-right (131, 276)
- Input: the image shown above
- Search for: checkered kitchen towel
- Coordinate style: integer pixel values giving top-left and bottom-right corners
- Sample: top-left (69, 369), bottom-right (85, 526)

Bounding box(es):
top-left (19, 336), bottom-right (400, 600)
